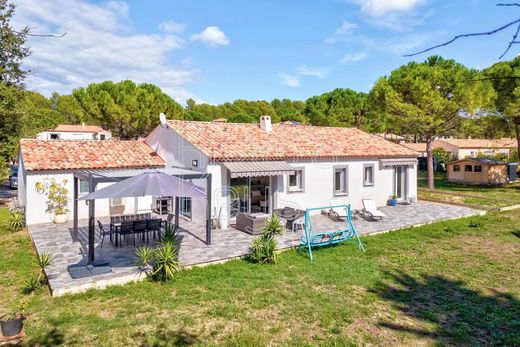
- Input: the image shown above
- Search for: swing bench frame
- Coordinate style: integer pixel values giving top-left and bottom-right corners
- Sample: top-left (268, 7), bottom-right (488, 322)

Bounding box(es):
top-left (299, 204), bottom-right (365, 261)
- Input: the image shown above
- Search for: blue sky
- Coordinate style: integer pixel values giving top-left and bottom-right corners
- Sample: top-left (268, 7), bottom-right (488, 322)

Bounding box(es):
top-left (13, 0), bottom-right (520, 104)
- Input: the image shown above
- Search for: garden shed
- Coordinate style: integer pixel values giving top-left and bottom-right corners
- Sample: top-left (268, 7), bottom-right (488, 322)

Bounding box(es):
top-left (446, 158), bottom-right (508, 185)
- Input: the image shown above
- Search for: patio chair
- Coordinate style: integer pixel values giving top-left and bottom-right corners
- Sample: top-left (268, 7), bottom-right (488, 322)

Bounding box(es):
top-left (362, 199), bottom-right (385, 222)
top-left (133, 220), bottom-right (149, 244)
top-left (292, 215), bottom-right (305, 233)
top-left (97, 220), bottom-right (115, 247)
top-left (329, 199), bottom-right (348, 221)
top-left (118, 221), bottom-right (135, 247)
top-left (147, 219), bottom-right (162, 240)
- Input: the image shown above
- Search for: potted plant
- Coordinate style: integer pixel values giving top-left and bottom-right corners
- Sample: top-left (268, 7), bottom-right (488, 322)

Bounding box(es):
top-left (0, 300), bottom-right (27, 337)
top-left (35, 178), bottom-right (70, 224)
top-left (387, 195), bottom-right (398, 206)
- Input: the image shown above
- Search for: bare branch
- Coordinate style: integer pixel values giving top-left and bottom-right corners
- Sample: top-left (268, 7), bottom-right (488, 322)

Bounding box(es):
top-left (13, 29), bottom-right (67, 38)
top-left (496, 3), bottom-right (520, 7)
top-left (404, 18), bottom-right (520, 57)
top-left (499, 23), bottom-right (520, 58)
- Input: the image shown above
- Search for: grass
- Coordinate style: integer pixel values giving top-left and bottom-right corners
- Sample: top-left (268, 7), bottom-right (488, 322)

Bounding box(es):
top-left (418, 171), bottom-right (520, 208)
top-left (1, 207), bottom-right (519, 345)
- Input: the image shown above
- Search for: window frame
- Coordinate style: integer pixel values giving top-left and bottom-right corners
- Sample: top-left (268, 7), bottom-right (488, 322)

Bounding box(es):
top-left (363, 164), bottom-right (375, 187)
top-left (110, 197), bottom-right (124, 206)
top-left (287, 167), bottom-right (305, 193)
top-left (474, 165), bottom-right (482, 173)
top-left (79, 180), bottom-right (89, 195)
top-left (453, 164), bottom-right (460, 172)
top-left (333, 165), bottom-right (349, 196)
top-left (464, 165), bottom-right (473, 172)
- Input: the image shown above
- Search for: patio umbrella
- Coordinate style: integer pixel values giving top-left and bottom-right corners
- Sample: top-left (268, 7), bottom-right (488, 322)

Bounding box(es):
top-left (78, 171), bottom-right (206, 201)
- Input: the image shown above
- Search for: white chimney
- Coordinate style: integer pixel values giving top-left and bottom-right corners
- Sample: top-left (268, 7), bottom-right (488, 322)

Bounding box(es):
top-left (82, 122), bottom-right (85, 129)
top-left (260, 115), bottom-right (272, 132)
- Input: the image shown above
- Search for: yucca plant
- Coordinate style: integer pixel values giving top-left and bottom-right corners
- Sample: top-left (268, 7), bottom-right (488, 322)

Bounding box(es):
top-left (6, 210), bottom-right (24, 233)
top-left (23, 275), bottom-right (40, 294)
top-left (250, 215), bottom-right (285, 264)
top-left (151, 241), bottom-right (180, 281)
top-left (135, 246), bottom-right (153, 270)
top-left (37, 251), bottom-right (55, 284)
top-left (161, 223), bottom-right (177, 244)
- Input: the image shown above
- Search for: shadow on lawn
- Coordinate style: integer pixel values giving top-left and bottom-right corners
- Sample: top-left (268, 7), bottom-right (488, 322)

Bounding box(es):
top-left (27, 321), bottom-right (65, 346)
top-left (134, 323), bottom-right (200, 346)
top-left (372, 271), bottom-right (520, 345)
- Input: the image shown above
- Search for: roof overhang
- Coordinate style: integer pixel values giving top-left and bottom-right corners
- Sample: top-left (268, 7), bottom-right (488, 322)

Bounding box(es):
top-left (380, 158), bottom-right (418, 167)
top-left (223, 161), bottom-right (295, 178)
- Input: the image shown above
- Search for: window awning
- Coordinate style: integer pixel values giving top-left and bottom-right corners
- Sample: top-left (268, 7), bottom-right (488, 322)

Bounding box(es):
top-left (380, 158), bottom-right (418, 167)
top-left (223, 161), bottom-right (295, 178)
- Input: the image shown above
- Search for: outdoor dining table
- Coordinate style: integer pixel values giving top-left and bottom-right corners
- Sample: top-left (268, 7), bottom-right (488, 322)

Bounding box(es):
top-left (109, 219), bottom-right (163, 247)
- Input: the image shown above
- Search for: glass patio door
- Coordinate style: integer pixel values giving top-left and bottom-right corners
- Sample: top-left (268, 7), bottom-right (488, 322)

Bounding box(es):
top-left (230, 177), bottom-right (250, 221)
top-left (394, 166), bottom-right (407, 200)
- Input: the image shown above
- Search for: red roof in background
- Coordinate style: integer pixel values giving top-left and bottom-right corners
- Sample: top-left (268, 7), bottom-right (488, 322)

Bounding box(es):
top-left (53, 124), bottom-right (106, 133)
top-left (166, 120), bottom-right (418, 161)
top-left (20, 139), bottom-right (164, 171)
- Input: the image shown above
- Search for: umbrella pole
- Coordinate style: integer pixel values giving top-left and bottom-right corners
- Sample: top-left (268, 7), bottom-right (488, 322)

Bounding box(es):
top-left (87, 175), bottom-right (96, 265)
top-left (175, 196), bottom-right (180, 231)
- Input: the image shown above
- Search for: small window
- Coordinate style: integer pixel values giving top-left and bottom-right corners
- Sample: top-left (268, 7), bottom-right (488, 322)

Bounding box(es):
top-left (474, 165), bottom-right (482, 173)
top-left (470, 151), bottom-right (475, 157)
top-left (79, 180), bottom-right (89, 194)
top-left (288, 168), bottom-right (304, 192)
top-left (110, 197), bottom-right (123, 206)
top-left (50, 133), bottom-right (59, 140)
top-left (334, 166), bottom-right (348, 196)
top-left (453, 165), bottom-right (460, 172)
top-left (465, 165), bottom-right (473, 172)
top-left (100, 134), bottom-right (106, 140)
top-left (180, 197), bottom-right (192, 218)
top-left (363, 164), bottom-right (374, 186)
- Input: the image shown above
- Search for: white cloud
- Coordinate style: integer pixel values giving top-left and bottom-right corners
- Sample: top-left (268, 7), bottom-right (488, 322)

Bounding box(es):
top-left (190, 26), bottom-right (229, 47)
top-left (358, 0), bottom-right (426, 17)
top-left (278, 73), bottom-right (301, 87)
top-left (341, 52), bottom-right (367, 63)
top-left (12, 0), bottom-right (199, 103)
top-left (159, 20), bottom-right (186, 33)
top-left (296, 65), bottom-right (328, 79)
top-left (325, 20), bottom-right (358, 44)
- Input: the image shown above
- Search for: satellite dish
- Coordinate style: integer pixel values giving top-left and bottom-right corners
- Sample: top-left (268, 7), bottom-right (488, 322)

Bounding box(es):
top-left (159, 113), bottom-right (167, 126)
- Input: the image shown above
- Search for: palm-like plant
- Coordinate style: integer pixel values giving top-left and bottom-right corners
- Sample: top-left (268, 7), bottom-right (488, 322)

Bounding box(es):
top-left (135, 246), bottom-right (153, 270)
top-left (37, 251), bottom-right (55, 284)
top-left (161, 223), bottom-right (177, 244)
top-left (151, 241), bottom-right (180, 281)
top-left (250, 215), bottom-right (285, 264)
top-left (6, 210), bottom-right (24, 232)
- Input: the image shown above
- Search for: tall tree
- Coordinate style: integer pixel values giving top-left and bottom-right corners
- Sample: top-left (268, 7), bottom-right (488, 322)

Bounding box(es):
top-left (484, 57), bottom-right (520, 162)
top-left (371, 56), bottom-right (495, 189)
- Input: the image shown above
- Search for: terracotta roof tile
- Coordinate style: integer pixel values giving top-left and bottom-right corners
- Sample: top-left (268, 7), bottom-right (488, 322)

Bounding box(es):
top-left (54, 124), bottom-right (106, 133)
top-left (436, 138), bottom-right (516, 149)
top-left (20, 139), bottom-right (164, 171)
top-left (402, 143), bottom-right (427, 152)
top-left (166, 120), bottom-right (418, 161)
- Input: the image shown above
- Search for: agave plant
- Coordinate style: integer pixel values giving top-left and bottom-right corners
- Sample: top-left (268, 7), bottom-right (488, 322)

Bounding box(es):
top-left (37, 251), bottom-right (55, 284)
top-left (6, 210), bottom-right (24, 233)
top-left (151, 241), bottom-right (180, 282)
top-left (23, 275), bottom-right (40, 294)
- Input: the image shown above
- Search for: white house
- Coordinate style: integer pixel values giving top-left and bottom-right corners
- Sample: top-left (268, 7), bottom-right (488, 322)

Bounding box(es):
top-left (36, 124), bottom-right (112, 140)
top-left (144, 117), bottom-right (419, 229)
top-left (19, 117), bottom-right (419, 228)
top-left (432, 138), bottom-right (516, 159)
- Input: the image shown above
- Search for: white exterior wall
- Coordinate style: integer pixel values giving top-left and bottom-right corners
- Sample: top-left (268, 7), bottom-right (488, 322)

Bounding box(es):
top-left (36, 130), bottom-right (112, 140)
top-left (23, 171), bottom-right (152, 225)
top-left (275, 159), bottom-right (416, 213)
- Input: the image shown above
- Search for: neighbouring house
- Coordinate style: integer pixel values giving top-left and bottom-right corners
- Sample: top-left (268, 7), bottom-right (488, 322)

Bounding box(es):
top-left (18, 140), bottom-right (164, 225)
top-left (446, 158), bottom-right (509, 185)
top-left (36, 124), bottom-right (112, 140)
top-left (145, 116), bottom-right (419, 229)
top-left (376, 132), bottom-right (407, 144)
top-left (432, 138), bottom-right (516, 160)
top-left (18, 116), bottom-right (419, 228)
top-left (402, 143), bottom-right (428, 171)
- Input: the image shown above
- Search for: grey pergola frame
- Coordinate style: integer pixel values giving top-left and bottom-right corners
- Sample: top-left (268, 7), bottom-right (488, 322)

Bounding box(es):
top-left (72, 169), bottom-right (212, 265)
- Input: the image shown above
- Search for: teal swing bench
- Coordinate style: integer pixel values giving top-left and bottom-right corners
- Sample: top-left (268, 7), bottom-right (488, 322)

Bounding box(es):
top-left (299, 204), bottom-right (365, 261)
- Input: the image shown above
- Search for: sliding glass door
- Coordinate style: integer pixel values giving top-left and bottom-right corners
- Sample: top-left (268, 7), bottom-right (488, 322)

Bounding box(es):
top-left (230, 177), bottom-right (250, 221)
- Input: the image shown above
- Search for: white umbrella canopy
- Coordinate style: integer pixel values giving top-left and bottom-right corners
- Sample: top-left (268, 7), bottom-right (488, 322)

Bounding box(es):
top-left (78, 171), bottom-right (206, 201)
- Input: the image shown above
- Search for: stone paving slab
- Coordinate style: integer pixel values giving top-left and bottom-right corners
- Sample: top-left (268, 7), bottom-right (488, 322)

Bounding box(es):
top-left (26, 201), bottom-right (482, 296)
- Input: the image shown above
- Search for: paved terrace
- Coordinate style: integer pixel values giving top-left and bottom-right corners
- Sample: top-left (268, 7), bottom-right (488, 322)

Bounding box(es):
top-left (27, 201), bottom-right (483, 296)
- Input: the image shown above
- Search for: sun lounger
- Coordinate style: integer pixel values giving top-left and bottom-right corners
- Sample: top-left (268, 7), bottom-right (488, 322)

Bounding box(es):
top-left (329, 199), bottom-right (348, 221)
top-left (362, 199), bottom-right (385, 222)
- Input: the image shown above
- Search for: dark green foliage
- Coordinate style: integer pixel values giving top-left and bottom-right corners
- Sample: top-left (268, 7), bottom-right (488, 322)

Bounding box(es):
top-left (250, 214), bottom-right (285, 264)
top-left (151, 241), bottom-right (180, 281)
top-left (432, 147), bottom-right (452, 165)
top-left (23, 275), bottom-right (39, 294)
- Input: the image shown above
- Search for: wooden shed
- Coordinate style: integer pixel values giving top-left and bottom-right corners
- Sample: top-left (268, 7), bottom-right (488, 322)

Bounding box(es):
top-left (446, 158), bottom-right (508, 185)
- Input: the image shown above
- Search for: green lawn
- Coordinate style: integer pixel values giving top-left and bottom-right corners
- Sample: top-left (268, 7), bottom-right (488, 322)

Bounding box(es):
top-left (1, 207), bottom-right (519, 345)
top-left (418, 172), bottom-right (520, 208)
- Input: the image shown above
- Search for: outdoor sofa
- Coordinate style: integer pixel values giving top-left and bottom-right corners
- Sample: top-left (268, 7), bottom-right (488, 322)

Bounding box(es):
top-left (235, 212), bottom-right (269, 235)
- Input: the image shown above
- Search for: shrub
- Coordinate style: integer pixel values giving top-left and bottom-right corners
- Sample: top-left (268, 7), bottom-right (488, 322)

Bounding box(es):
top-left (151, 241), bottom-right (180, 282)
top-left (37, 251), bottom-right (55, 284)
top-left (23, 275), bottom-right (40, 294)
top-left (249, 214), bottom-right (285, 264)
top-left (135, 246), bottom-right (153, 269)
top-left (6, 209), bottom-right (24, 232)
top-left (35, 178), bottom-right (70, 215)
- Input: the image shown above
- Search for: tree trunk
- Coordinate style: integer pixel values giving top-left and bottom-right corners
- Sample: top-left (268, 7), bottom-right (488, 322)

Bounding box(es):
top-left (515, 119), bottom-right (520, 163)
top-left (426, 139), bottom-right (435, 189)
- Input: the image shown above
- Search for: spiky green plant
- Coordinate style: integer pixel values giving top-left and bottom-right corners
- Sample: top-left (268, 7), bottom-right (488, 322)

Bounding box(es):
top-left (23, 275), bottom-right (40, 294)
top-left (6, 209), bottom-right (24, 232)
top-left (250, 215), bottom-right (285, 264)
top-left (37, 251), bottom-right (55, 284)
top-left (161, 223), bottom-right (177, 244)
top-left (151, 241), bottom-right (180, 282)
top-left (135, 246), bottom-right (153, 269)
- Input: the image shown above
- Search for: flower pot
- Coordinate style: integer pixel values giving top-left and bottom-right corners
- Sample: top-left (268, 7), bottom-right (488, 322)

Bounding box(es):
top-left (387, 199), bottom-right (397, 206)
top-left (1, 317), bottom-right (23, 337)
top-left (53, 214), bottom-right (68, 224)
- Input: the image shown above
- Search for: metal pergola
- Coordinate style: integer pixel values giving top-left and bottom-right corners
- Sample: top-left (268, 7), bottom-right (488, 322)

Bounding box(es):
top-left (72, 167), bottom-right (212, 265)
